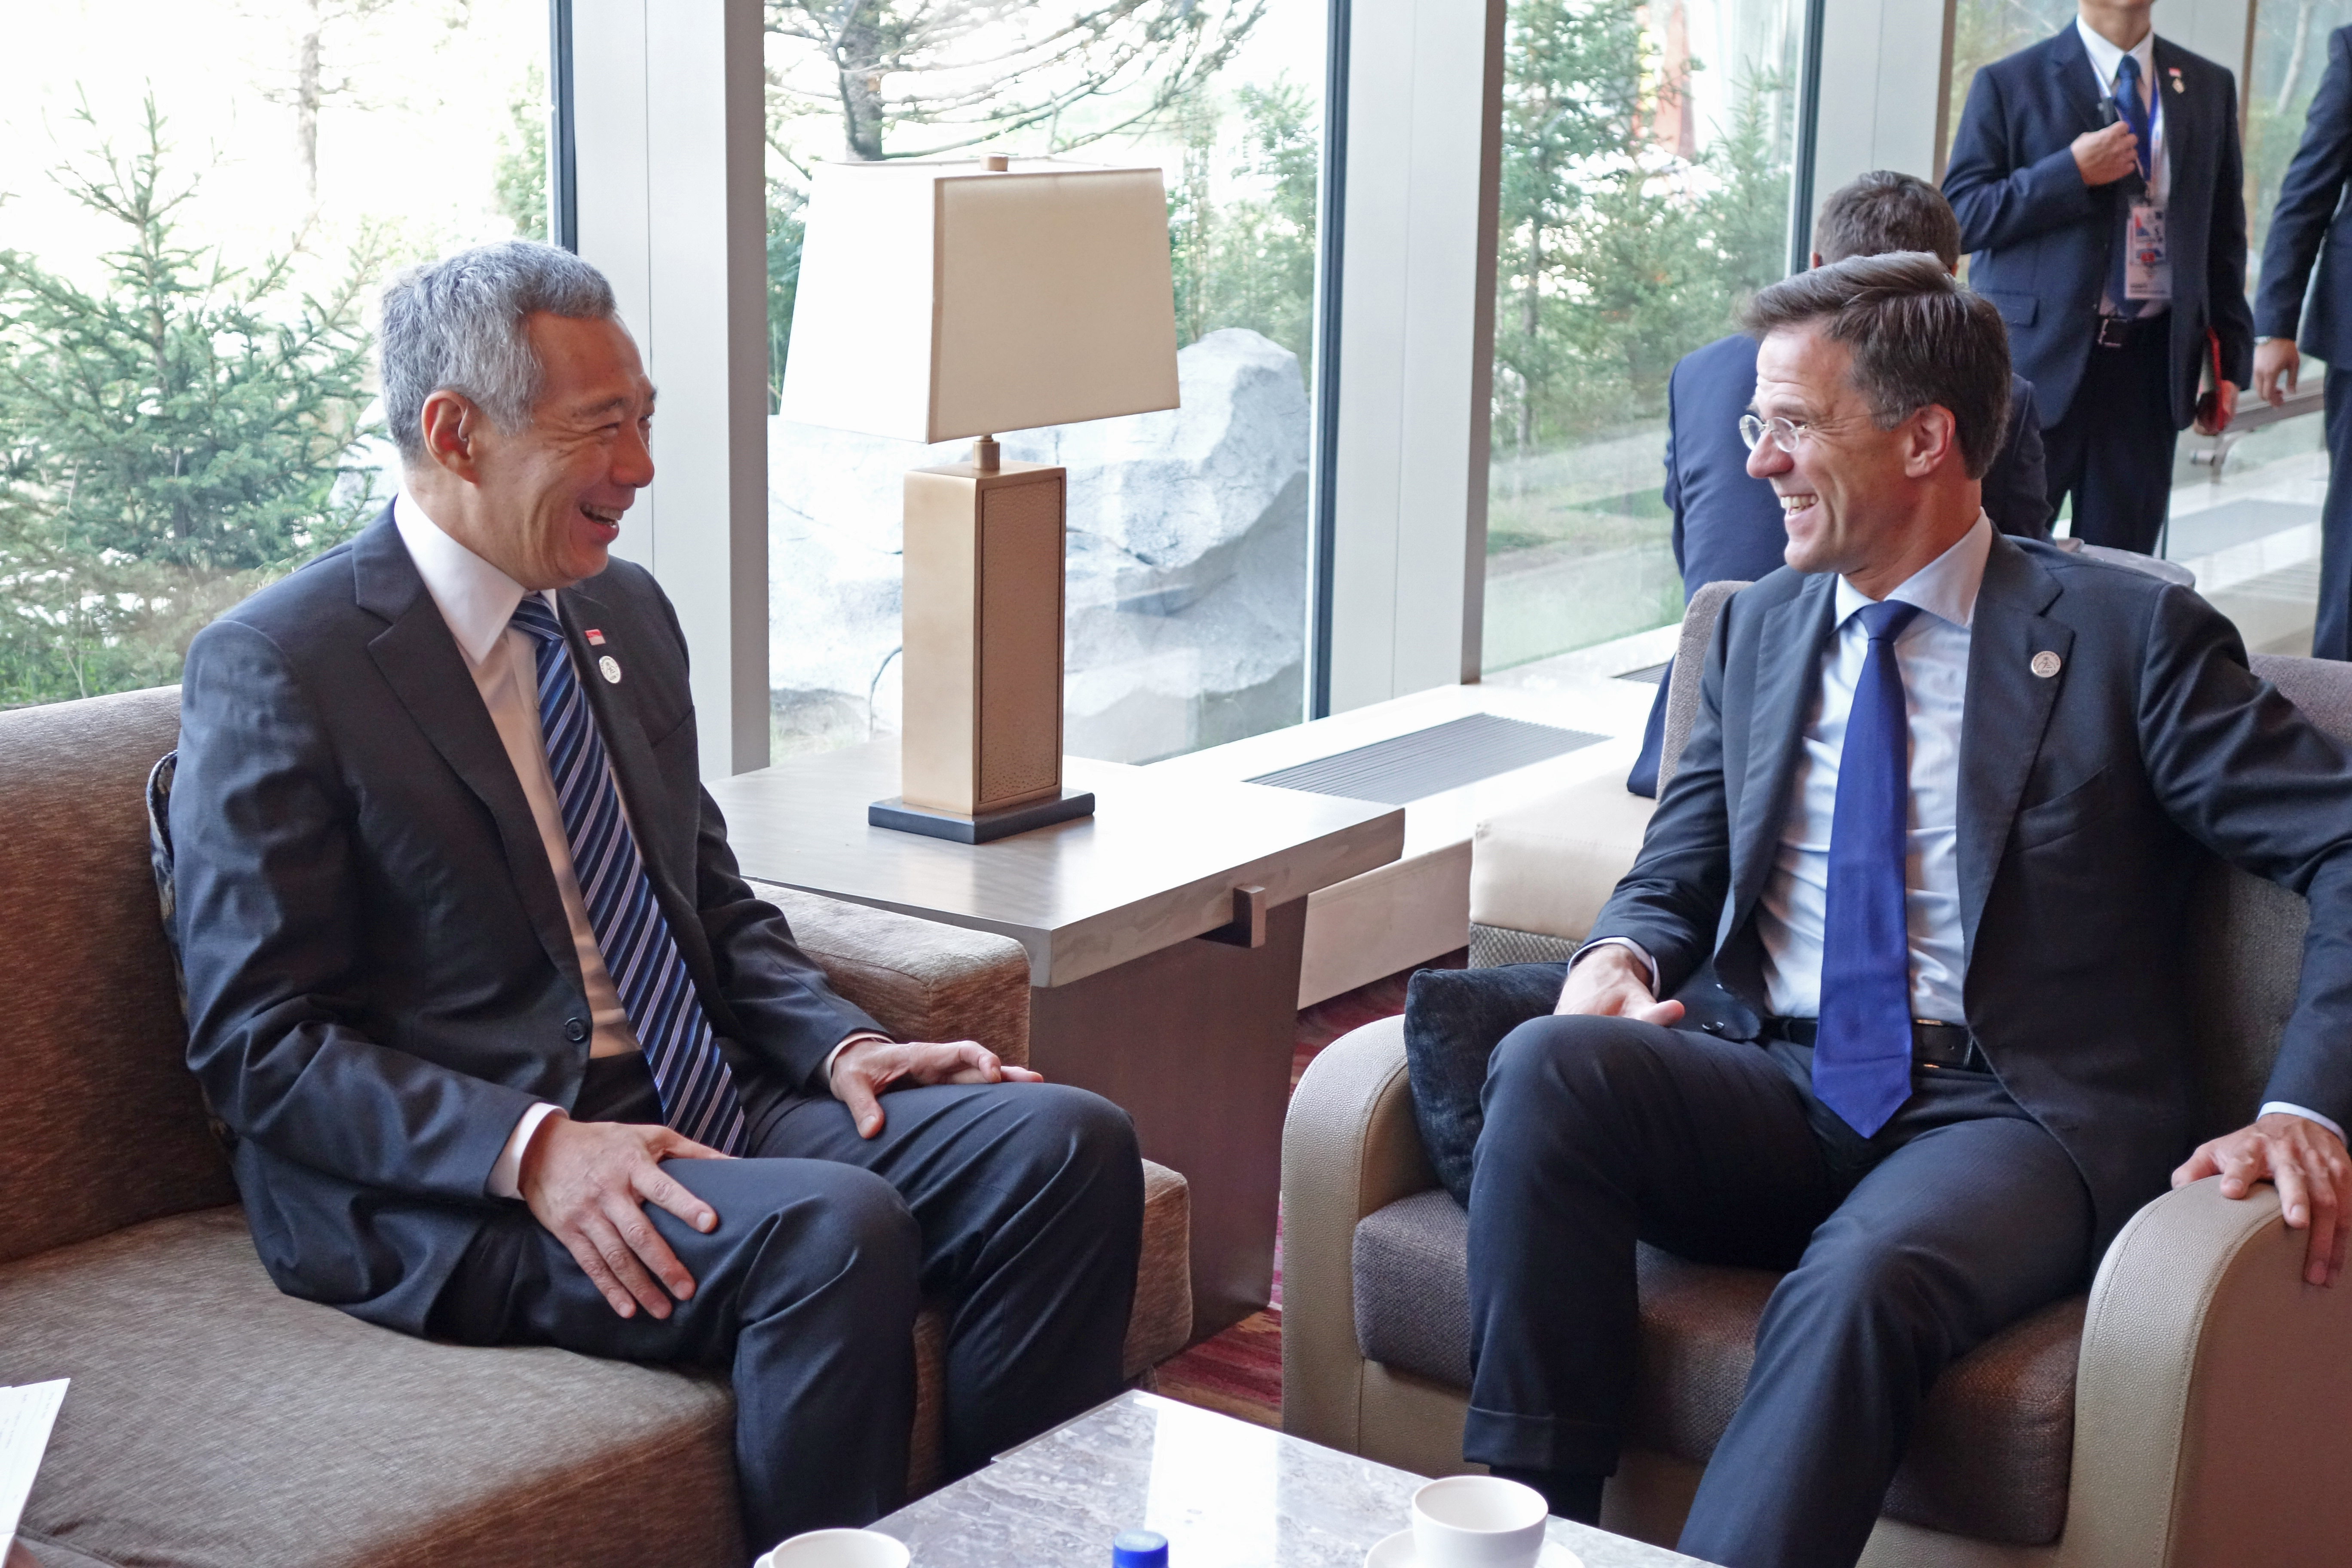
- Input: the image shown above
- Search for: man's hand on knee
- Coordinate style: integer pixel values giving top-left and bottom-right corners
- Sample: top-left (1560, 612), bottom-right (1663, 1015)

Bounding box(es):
top-left (2174, 1112), bottom-right (2352, 1287)
top-left (518, 1113), bottom-right (729, 1318)
top-left (828, 1038), bottom-right (1044, 1139)
top-left (1556, 945), bottom-right (1686, 1026)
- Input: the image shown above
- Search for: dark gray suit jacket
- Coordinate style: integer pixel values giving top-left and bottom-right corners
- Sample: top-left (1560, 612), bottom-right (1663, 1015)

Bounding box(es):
top-left (172, 508), bottom-right (884, 1333)
top-left (1590, 534), bottom-right (2352, 1252)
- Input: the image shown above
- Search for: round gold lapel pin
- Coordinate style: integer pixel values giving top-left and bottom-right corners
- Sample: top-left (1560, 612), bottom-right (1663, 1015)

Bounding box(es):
top-left (2031, 650), bottom-right (2062, 678)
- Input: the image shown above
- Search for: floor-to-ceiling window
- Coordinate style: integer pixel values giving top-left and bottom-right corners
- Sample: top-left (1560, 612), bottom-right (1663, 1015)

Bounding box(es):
top-left (761, 0), bottom-right (1329, 764)
top-left (2, 1), bottom-right (554, 709)
top-left (1478, 0), bottom-right (1808, 674)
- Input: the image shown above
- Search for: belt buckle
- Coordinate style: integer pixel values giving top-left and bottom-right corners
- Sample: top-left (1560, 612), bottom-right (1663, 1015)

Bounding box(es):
top-left (2095, 316), bottom-right (2132, 349)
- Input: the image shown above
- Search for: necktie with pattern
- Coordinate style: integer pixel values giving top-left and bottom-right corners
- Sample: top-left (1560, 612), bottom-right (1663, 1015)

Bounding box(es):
top-left (509, 595), bottom-right (748, 1155)
top-left (1813, 600), bottom-right (1923, 1138)
top-left (2107, 52), bottom-right (2152, 320)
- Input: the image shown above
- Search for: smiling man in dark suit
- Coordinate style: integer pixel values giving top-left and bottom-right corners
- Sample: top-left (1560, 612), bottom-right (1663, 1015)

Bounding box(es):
top-left (1463, 253), bottom-right (2352, 1568)
top-left (168, 241), bottom-right (1143, 1553)
top-left (1944, 0), bottom-right (2254, 554)
top-left (2251, 21), bottom-right (2352, 658)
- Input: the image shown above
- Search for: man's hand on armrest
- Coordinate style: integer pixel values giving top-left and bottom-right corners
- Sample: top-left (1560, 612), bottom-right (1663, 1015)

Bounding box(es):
top-left (1557, 943), bottom-right (1686, 1027)
top-left (828, 1038), bottom-right (1043, 1140)
top-left (2174, 1111), bottom-right (2352, 1287)
top-left (518, 1113), bottom-right (731, 1319)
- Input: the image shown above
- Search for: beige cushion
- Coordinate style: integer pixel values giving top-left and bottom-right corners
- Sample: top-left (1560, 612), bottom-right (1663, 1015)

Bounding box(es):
top-left (1468, 772), bottom-right (1657, 943)
top-left (1351, 1191), bottom-right (2082, 1547)
top-left (765, 886), bottom-right (1034, 1069)
top-left (0, 686), bottom-right (232, 1270)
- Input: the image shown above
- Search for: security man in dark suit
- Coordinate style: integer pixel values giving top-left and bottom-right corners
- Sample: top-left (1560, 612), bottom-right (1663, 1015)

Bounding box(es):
top-left (1945, 0), bottom-right (2254, 554)
top-left (1630, 170), bottom-right (2049, 795)
top-left (169, 242), bottom-right (1144, 1553)
top-left (2253, 22), bottom-right (2352, 658)
top-left (1466, 253), bottom-right (2352, 1568)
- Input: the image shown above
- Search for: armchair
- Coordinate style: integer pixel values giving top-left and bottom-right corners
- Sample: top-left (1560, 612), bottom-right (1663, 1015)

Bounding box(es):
top-left (1284, 590), bottom-right (2352, 1567)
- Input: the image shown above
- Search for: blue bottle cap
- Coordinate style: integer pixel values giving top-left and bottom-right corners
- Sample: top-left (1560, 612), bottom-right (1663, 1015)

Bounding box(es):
top-left (1112, 1528), bottom-right (1169, 1568)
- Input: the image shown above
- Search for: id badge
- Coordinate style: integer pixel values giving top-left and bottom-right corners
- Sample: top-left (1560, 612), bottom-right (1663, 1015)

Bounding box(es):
top-left (2125, 202), bottom-right (2169, 300)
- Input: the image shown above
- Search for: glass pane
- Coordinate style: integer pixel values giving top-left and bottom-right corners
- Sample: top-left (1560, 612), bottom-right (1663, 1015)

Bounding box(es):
top-left (1481, 0), bottom-right (1804, 674)
top-left (3, 3), bottom-right (554, 709)
top-left (765, 2), bottom-right (1324, 763)
top-left (1942, 0), bottom-right (2080, 172)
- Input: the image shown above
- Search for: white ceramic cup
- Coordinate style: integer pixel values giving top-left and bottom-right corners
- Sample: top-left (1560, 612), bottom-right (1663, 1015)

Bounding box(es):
top-left (1409, 1475), bottom-right (1550, 1568)
top-left (754, 1528), bottom-right (912, 1568)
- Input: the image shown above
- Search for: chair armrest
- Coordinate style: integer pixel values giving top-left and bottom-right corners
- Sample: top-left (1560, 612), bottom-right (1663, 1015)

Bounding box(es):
top-left (759, 885), bottom-right (1031, 1068)
top-left (1281, 1015), bottom-right (1439, 1452)
top-left (1470, 772), bottom-right (1656, 943)
top-left (2058, 1177), bottom-right (2352, 1568)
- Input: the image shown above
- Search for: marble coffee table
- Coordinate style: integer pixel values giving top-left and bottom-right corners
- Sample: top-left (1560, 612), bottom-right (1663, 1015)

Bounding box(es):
top-left (870, 1392), bottom-right (1718, 1568)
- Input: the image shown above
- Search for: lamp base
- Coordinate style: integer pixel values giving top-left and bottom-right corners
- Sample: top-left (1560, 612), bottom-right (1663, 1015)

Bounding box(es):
top-left (868, 788), bottom-right (1096, 844)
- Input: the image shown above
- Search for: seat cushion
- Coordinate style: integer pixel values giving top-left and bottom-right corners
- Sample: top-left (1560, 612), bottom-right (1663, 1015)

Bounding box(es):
top-left (1352, 1189), bottom-right (2084, 1547)
top-left (4, 1207), bottom-right (745, 1568)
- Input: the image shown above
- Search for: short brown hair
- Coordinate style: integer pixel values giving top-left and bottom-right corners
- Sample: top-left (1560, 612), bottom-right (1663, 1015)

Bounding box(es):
top-left (1740, 252), bottom-right (2011, 480)
top-left (1815, 171), bottom-right (1963, 270)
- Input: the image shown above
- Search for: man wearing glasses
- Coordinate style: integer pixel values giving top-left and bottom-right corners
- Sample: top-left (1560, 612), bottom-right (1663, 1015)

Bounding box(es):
top-left (1462, 254), bottom-right (2352, 1568)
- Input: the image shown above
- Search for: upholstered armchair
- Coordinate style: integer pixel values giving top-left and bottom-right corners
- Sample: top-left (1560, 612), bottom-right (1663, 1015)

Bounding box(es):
top-left (1283, 589), bottom-right (2352, 1567)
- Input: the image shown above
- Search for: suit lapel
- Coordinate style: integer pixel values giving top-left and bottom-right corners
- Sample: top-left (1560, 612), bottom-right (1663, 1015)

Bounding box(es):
top-left (2154, 39), bottom-right (2195, 207)
top-left (1729, 576), bottom-right (1838, 921)
top-left (355, 514), bottom-right (584, 991)
top-left (2047, 24), bottom-right (2109, 138)
top-left (1956, 539), bottom-right (2071, 960)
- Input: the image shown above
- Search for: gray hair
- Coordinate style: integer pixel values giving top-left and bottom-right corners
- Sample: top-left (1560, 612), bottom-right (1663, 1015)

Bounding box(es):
top-left (1740, 252), bottom-right (2011, 480)
top-left (379, 240), bottom-right (620, 463)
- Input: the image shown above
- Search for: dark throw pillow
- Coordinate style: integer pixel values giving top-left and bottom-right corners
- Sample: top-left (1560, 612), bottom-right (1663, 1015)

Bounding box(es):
top-left (1402, 962), bottom-right (1568, 1206)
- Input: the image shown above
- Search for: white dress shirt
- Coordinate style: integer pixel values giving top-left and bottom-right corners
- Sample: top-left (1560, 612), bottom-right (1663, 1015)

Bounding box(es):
top-left (393, 494), bottom-right (878, 1198)
top-left (1577, 513), bottom-right (2340, 1139)
top-left (2076, 16), bottom-right (2171, 315)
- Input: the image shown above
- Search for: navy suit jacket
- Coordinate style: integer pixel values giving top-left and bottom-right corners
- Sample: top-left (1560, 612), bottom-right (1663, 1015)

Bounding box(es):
top-left (172, 509), bottom-right (884, 1334)
top-left (1591, 535), bottom-right (2352, 1253)
top-left (1945, 25), bottom-right (2255, 429)
top-left (1664, 332), bottom-right (2053, 596)
top-left (2254, 25), bottom-right (2352, 359)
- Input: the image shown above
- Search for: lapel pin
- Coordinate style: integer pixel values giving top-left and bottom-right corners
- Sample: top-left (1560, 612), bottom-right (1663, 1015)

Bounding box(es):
top-left (2168, 67), bottom-right (2183, 93)
top-left (2031, 650), bottom-right (2062, 678)
top-left (599, 655), bottom-right (623, 685)
top-left (584, 628), bottom-right (607, 646)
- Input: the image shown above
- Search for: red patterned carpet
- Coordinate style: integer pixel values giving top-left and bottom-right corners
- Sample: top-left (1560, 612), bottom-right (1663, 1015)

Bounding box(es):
top-left (1152, 949), bottom-right (1467, 1427)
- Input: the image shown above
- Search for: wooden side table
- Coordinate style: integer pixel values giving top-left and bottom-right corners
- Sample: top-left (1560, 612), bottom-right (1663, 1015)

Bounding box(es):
top-left (707, 743), bottom-right (1403, 1338)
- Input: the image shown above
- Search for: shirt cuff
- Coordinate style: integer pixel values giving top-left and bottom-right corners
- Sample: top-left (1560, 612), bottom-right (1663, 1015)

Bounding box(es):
top-left (1570, 936), bottom-right (1660, 995)
top-left (2261, 1101), bottom-right (2348, 1144)
top-left (821, 1031), bottom-right (895, 1095)
top-left (488, 1102), bottom-right (564, 1200)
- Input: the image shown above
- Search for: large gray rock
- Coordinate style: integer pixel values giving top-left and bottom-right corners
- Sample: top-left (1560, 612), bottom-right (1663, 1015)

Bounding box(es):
top-left (767, 326), bottom-right (1309, 762)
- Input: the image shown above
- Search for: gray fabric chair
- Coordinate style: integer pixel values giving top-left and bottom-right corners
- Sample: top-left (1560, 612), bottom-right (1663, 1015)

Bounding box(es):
top-left (1286, 586), bottom-right (2352, 1568)
top-left (0, 684), bottom-right (1193, 1568)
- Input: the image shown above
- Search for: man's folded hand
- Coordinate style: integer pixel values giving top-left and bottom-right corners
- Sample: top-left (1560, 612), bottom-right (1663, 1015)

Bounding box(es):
top-left (518, 1114), bottom-right (730, 1318)
top-left (829, 1038), bottom-right (1044, 1139)
top-left (1556, 944), bottom-right (1686, 1027)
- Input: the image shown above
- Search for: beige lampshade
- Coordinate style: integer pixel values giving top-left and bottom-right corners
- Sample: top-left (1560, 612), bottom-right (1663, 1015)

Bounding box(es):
top-left (778, 157), bottom-right (1181, 444)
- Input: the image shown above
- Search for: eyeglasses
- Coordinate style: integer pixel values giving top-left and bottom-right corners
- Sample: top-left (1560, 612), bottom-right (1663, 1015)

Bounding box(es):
top-left (1738, 414), bottom-right (1812, 454)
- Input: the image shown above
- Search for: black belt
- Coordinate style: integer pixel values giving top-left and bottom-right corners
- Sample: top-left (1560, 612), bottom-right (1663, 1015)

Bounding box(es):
top-left (2093, 314), bottom-right (2165, 349)
top-left (1764, 1017), bottom-right (1988, 1072)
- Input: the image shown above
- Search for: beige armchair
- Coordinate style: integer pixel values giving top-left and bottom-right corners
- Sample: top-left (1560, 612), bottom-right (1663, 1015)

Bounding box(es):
top-left (1284, 590), bottom-right (2352, 1567)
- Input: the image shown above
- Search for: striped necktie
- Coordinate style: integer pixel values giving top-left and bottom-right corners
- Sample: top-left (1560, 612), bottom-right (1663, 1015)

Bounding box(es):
top-left (1813, 600), bottom-right (1923, 1138)
top-left (509, 596), bottom-right (747, 1155)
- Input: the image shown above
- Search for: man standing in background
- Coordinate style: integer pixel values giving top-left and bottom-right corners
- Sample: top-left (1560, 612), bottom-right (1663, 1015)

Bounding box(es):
top-left (1944, 0), bottom-right (2252, 554)
top-left (2252, 21), bottom-right (2352, 659)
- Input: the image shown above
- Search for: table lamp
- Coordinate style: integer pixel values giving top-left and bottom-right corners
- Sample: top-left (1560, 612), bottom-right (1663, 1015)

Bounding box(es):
top-left (779, 156), bottom-right (1182, 842)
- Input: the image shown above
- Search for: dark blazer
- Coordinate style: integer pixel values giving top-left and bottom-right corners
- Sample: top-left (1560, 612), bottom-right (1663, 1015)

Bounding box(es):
top-left (172, 508), bottom-right (883, 1334)
top-left (1945, 25), bottom-right (2256, 429)
top-left (1590, 534), bottom-right (2352, 1253)
top-left (1664, 332), bottom-right (2053, 594)
top-left (2254, 25), bottom-right (2352, 359)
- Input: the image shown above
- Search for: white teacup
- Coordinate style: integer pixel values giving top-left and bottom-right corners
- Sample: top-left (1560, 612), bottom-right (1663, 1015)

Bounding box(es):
top-left (1409, 1475), bottom-right (1550, 1568)
top-left (754, 1528), bottom-right (912, 1568)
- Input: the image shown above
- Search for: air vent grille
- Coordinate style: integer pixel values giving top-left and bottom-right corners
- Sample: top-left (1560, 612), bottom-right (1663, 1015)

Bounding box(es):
top-left (1246, 713), bottom-right (1604, 805)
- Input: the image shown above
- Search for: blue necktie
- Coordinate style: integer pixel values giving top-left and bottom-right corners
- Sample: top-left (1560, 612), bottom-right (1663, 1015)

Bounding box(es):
top-left (510, 596), bottom-right (747, 1155)
top-left (2107, 54), bottom-right (2152, 319)
top-left (1813, 600), bottom-right (1923, 1138)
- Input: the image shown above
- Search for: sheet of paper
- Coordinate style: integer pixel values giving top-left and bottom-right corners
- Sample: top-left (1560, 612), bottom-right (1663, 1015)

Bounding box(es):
top-left (0, 1380), bottom-right (67, 1546)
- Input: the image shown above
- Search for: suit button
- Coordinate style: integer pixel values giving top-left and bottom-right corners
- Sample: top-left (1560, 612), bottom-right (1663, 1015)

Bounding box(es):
top-left (563, 1018), bottom-right (589, 1043)
top-left (1701, 1021), bottom-right (1724, 1035)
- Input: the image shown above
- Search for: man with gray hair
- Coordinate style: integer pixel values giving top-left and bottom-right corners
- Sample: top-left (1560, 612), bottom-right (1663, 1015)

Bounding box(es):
top-left (168, 240), bottom-right (1144, 1551)
top-left (1462, 251), bottom-right (2352, 1567)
